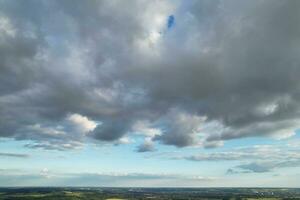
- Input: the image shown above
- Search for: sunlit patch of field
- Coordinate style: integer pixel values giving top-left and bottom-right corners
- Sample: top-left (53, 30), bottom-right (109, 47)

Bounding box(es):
top-left (8, 193), bottom-right (48, 198)
top-left (246, 198), bottom-right (281, 200)
top-left (64, 191), bottom-right (83, 197)
top-left (106, 198), bottom-right (127, 200)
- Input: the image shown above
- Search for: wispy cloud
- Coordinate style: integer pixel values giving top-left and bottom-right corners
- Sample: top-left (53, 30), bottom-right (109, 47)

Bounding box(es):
top-left (0, 152), bottom-right (30, 158)
top-left (165, 144), bottom-right (300, 173)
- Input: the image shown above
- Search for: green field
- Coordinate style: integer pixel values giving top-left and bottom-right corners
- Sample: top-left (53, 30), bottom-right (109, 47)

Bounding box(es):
top-left (0, 188), bottom-right (299, 200)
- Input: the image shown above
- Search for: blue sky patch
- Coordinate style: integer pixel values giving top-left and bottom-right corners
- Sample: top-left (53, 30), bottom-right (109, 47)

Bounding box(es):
top-left (167, 15), bottom-right (175, 29)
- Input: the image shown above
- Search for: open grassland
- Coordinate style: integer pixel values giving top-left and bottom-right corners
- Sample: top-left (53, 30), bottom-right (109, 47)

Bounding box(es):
top-left (0, 188), bottom-right (299, 200)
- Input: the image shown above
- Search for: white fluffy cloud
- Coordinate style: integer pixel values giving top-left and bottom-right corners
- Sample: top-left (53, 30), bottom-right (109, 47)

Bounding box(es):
top-left (67, 113), bottom-right (98, 134)
top-left (132, 120), bottom-right (161, 138)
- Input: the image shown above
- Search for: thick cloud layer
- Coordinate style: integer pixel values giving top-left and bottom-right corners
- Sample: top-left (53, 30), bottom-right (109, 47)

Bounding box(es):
top-left (0, 0), bottom-right (300, 150)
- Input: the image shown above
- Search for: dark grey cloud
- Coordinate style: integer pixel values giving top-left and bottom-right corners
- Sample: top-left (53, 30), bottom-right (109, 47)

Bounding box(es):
top-left (92, 118), bottom-right (131, 142)
top-left (0, 0), bottom-right (300, 150)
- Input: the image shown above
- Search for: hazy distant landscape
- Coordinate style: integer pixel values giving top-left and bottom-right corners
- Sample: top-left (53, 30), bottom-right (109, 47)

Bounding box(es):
top-left (0, 188), bottom-right (300, 200)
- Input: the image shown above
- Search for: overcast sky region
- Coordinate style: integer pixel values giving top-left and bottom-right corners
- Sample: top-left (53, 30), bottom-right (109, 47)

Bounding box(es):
top-left (0, 0), bottom-right (300, 187)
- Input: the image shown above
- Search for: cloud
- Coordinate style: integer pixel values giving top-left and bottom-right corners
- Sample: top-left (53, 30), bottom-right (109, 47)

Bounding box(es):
top-left (114, 136), bottom-right (134, 145)
top-left (67, 113), bottom-right (98, 134)
top-left (92, 117), bottom-right (131, 141)
top-left (132, 120), bottom-right (161, 138)
top-left (40, 168), bottom-right (51, 178)
top-left (155, 108), bottom-right (207, 147)
top-left (235, 159), bottom-right (300, 173)
top-left (0, 0), bottom-right (300, 151)
top-left (24, 141), bottom-right (84, 151)
top-left (178, 144), bottom-right (300, 161)
top-left (169, 144), bottom-right (300, 173)
top-left (0, 152), bottom-right (29, 158)
top-left (236, 162), bottom-right (273, 173)
top-left (136, 137), bottom-right (156, 153)
top-left (17, 113), bottom-right (97, 150)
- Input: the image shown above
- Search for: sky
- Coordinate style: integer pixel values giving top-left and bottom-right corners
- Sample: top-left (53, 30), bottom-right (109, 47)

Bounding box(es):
top-left (0, 0), bottom-right (300, 187)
